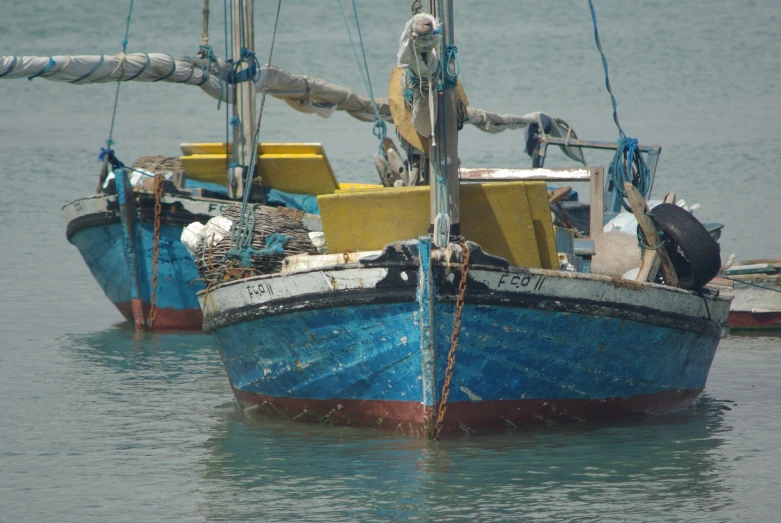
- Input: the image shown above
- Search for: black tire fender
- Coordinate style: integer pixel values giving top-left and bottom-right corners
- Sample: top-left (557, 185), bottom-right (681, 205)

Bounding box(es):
top-left (650, 203), bottom-right (721, 290)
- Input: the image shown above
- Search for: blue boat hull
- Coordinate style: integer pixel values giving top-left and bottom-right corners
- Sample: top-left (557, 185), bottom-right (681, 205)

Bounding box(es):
top-left (64, 193), bottom-right (226, 329)
top-left (202, 241), bottom-right (731, 437)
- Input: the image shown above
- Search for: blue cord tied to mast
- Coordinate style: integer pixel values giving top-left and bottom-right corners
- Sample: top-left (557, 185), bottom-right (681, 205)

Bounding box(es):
top-left (98, 147), bottom-right (123, 171)
top-left (227, 0), bottom-right (284, 267)
top-left (228, 46), bottom-right (260, 84)
top-left (439, 44), bottom-right (459, 91)
top-left (588, 0), bottom-right (651, 211)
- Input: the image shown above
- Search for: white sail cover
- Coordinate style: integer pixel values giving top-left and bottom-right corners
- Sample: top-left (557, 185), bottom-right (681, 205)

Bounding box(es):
top-left (0, 54), bottom-right (585, 162)
top-left (396, 13), bottom-right (441, 139)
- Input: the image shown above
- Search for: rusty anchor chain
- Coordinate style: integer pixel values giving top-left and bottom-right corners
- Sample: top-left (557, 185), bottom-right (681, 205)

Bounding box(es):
top-left (148, 173), bottom-right (164, 330)
top-left (433, 241), bottom-right (470, 440)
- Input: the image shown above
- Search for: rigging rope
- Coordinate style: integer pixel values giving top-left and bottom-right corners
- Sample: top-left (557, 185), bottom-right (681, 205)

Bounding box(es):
top-left (105, 0), bottom-right (135, 150)
top-left (227, 0), bottom-right (284, 266)
top-left (336, 0), bottom-right (387, 154)
top-left (723, 277), bottom-right (781, 294)
top-left (587, 0), bottom-right (651, 211)
top-left (201, 0), bottom-right (210, 49)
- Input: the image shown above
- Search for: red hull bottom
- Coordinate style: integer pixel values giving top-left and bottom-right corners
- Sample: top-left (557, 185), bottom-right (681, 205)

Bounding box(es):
top-left (115, 302), bottom-right (204, 330)
top-left (233, 388), bottom-right (702, 438)
top-left (729, 311), bottom-right (781, 330)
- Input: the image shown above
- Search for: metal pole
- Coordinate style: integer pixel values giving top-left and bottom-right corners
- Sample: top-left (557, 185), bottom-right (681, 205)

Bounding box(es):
top-left (427, 0), bottom-right (460, 246)
top-left (229, 0), bottom-right (257, 199)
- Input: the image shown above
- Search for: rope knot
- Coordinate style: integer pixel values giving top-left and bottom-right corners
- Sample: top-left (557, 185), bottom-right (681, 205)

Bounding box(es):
top-left (372, 119), bottom-right (387, 144)
top-left (98, 147), bottom-right (123, 171)
top-left (229, 46), bottom-right (261, 84)
top-left (440, 44), bottom-right (460, 91)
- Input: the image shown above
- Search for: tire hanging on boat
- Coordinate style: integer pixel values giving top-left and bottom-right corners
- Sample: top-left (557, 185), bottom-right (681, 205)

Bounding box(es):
top-left (650, 203), bottom-right (721, 291)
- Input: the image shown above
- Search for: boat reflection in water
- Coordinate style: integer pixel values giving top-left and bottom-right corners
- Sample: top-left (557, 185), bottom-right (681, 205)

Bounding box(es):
top-left (196, 394), bottom-right (736, 521)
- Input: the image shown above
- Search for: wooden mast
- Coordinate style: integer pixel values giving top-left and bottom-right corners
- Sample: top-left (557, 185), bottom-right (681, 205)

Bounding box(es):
top-left (228, 0), bottom-right (257, 200)
top-left (427, 0), bottom-right (460, 247)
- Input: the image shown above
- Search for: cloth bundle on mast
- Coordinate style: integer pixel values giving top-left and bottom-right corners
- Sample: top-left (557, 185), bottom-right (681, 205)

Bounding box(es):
top-left (0, 54), bottom-right (585, 162)
top-left (396, 13), bottom-right (442, 142)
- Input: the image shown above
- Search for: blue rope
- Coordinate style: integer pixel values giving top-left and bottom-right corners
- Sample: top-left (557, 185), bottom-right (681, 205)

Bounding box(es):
top-left (125, 53), bottom-right (150, 81)
top-left (588, 0), bottom-right (623, 138)
top-left (587, 0), bottom-right (651, 211)
top-left (336, 0), bottom-right (387, 153)
top-left (27, 57), bottom-right (55, 81)
top-left (196, 58), bottom-right (211, 86)
top-left (70, 54), bottom-right (104, 84)
top-left (403, 64), bottom-right (438, 105)
top-left (0, 56), bottom-right (17, 78)
top-left (192, 44), bottom-right (225, 107)
top-left (636, 222), bottom-right (667, 256)
top-left (182, 57), bottom-right (196, 83)
top-left (98, 148), bottom-right (154, 178)
top-left (610, 135), bottom-right (651, 211)
top-left (228, 46), bottom-right (260, 84)
top-left (723, 277), bottom-right (781, 294)
top-left (227, 0), bottom-right (283, 267)
top-left (100, 0), bottom-right (134, 154)
top-left (439, 44), bottom-right (459, 91)
top-left (152, 55), bottom-right (177, 82)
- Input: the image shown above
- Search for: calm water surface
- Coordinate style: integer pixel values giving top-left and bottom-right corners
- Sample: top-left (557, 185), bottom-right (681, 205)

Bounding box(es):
top-left (1, 0), bottom-right (780, 521)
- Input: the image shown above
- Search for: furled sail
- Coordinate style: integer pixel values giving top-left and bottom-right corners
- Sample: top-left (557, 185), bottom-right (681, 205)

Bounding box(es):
top-left (0, 54), bottom-right (584, 163)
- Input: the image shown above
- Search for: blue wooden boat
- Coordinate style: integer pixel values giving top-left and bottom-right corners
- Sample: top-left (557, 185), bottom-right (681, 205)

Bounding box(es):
top-left (60, 145), bottom-right (335, 330)
top-left (190, 2), bottom-right (733, 438)
top-left (63, 187), bottom-right (228, 330)
top-left (198, 237), bottom-right (731, 438)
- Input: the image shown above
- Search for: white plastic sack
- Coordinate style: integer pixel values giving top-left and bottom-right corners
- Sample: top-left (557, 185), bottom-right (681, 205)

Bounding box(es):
top-left (181, 222), bottom-right (205, 256)
top-left (102, 168), bottom-right (154, 189)
top-left (603, 200), bottom-right (685, 236)
top-left (202, 216), bottom-right (234, 247)
top-left (308, 231), bottom-right (327, 254)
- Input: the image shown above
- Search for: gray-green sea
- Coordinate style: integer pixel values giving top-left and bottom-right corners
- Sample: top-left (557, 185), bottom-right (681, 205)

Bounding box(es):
top-left (1, 1), bottom-right (780, 521)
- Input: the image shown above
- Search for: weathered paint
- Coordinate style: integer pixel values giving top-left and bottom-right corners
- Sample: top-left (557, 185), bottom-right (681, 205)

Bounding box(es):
top-left (179, 142), bottom-right (340, 196)
top-left (114, 169), bottom-right (145, 329)
top-left (230, 389), bottom-right (701, 436)
top-left (459, 167), bottom-right (597, 182)
top-left (115, 302), bottom-right (203, 330)
top-left (729, 311), bottom-right (781, 330)
top-left (316, 182), bottom-right (558, 269)
top-left (64, 193), bottom-right (222, 330)
top-left (728, 275), bottom-right (781, 330)
top-left (417, 236), bottom-right (436, 420)
top-left (201, 243), bottom-right (732, 437)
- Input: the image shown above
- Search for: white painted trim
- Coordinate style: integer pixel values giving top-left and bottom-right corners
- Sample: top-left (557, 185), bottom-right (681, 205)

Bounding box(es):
top-left (459, 167), bottom-right (598, 182)
top-left (468, 269), bottom-right (731, 322)
top-left (199, 267), bottom-right (390, 314)
top-left (200, 262), bottom-right (731, 325)
top-left (62, 193), bottom-right (231, 224)
top-left (730, 280), bottom-right (781, 313)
